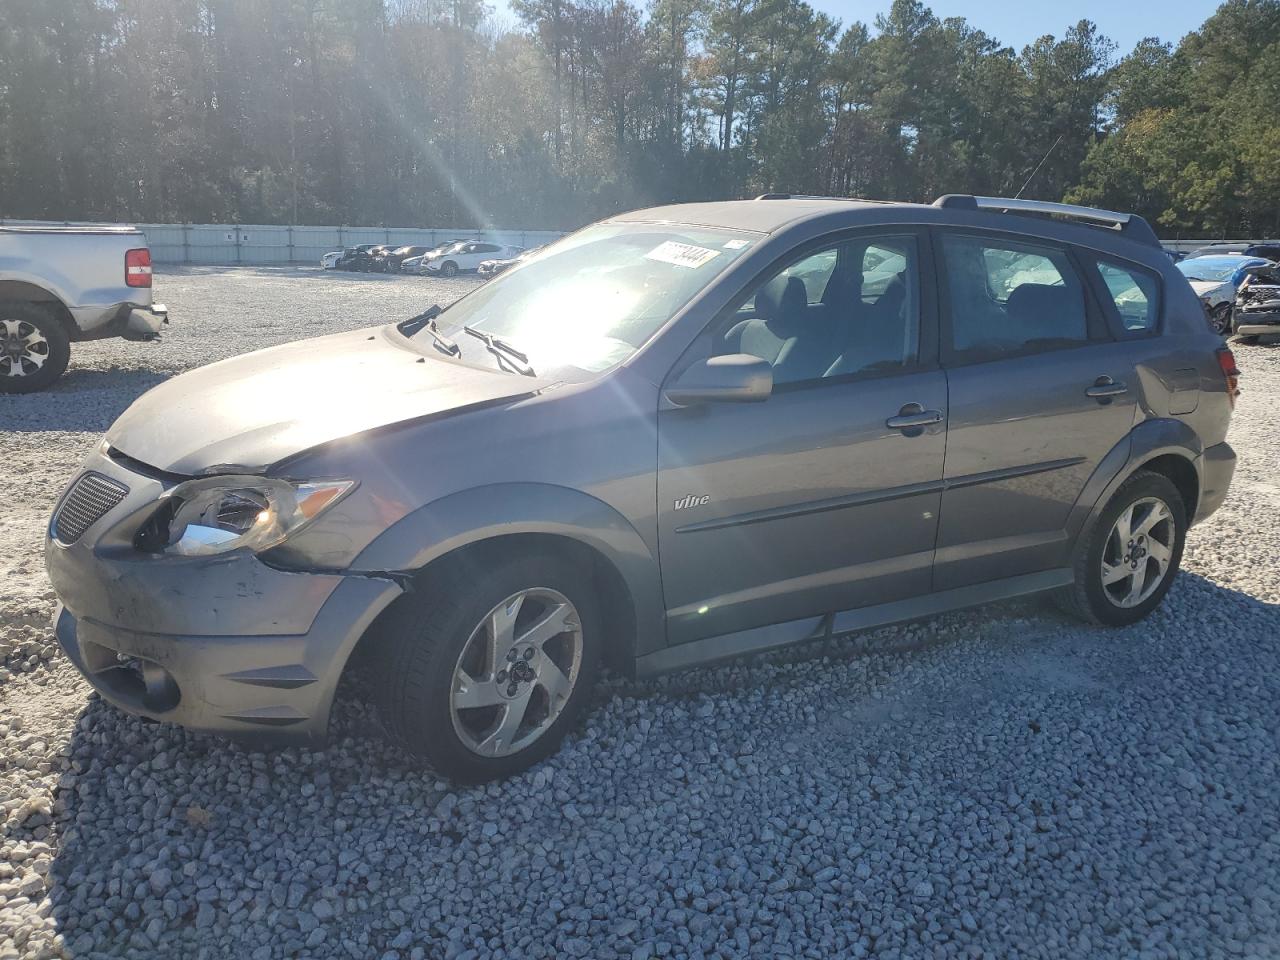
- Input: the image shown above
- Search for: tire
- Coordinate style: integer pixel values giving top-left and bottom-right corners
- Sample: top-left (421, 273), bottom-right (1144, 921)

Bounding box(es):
top-left (0, 301), bottom-right (71, 394)
top-left (1055, 469), bottom-right (1186, 627)
top-left (441, 261), bottom-right (459, 278)
top-left (373, 551), bottom-right (601, 782)
top-left (1210, 302), bottom-right (1232, 335)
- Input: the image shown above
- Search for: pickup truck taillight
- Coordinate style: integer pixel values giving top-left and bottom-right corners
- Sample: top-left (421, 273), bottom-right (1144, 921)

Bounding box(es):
top-left (125, 248), bottom-right (152, 288)
top-left (1217, 346), bottom-right (1240, 407)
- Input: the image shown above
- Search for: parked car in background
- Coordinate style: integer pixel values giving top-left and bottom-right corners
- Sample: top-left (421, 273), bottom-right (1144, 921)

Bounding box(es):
top-left (320, 249), bottom-right (345, 269)
top-left (1232, 261), bottom-right (1280, 342)
top-left (1177, 254), bottom-right (1272, 333)
top-left (400, 255), bottom-right (426, 274)
top-left (1, 225), bottom-right (168, 392)
top-left (477, 246), bottom-right (539, 278)
top-left (422, 241), bottom-right (521, 276)
top-left (405, 240), bottom-right (472, 275)
top-left (46, 194), bottom-right (1237, 781)
top-left (1185, 241), bottom-right (1280, 261)
top-left (381, 245), bottom-right (432, 273)
top-left (364, 245), bottom-right (403, 272)
top-left (336, 245), bottom-right (380, 271)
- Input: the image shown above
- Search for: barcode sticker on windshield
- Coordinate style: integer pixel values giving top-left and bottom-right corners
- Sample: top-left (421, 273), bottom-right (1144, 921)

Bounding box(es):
top-left (645, 241), bottom-right (721, 269)
top-left (724, 239), bottom-right (750, 250)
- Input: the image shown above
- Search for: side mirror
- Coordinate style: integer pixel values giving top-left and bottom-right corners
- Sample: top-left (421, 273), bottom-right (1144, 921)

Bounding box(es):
top-left (665, 354), bottom-right (773, 406)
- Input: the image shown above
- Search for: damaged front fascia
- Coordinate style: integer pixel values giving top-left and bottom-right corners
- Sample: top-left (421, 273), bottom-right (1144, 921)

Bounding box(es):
top-left (257, 553), bottom-right (415, 592)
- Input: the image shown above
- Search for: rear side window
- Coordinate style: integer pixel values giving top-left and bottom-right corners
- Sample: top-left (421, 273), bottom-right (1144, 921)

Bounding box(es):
top-left (1095, 260), bottom-right (1159, 333)
top-left (940, 234), bottom-right (1088, 359)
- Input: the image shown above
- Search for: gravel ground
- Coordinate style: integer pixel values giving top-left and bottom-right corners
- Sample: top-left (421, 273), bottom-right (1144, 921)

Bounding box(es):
top-left (2, 266), bottom-right (1280, 959)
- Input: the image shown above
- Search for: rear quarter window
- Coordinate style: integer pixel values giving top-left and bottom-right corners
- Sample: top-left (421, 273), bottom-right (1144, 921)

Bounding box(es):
top-left (1094, 259), bottom-right (1161, 334)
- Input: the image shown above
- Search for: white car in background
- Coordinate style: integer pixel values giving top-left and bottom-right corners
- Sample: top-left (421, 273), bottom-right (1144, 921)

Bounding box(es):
top-left (1177, 254), bottom-right (1272, 334)
top-left (320, 250), bottom-right (343, 269)
top-left (422, 241), bottom-right (521, 277)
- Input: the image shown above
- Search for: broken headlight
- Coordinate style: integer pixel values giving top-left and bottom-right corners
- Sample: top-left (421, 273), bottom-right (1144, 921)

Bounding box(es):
top-left (146, 476), bottom-right (354, 557)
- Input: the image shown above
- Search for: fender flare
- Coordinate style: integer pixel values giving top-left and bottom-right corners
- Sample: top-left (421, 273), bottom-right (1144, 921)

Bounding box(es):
top-left (350, 482), bottom-right (666, 660)
top-left (1066, 417), bottom-right (1203, 553)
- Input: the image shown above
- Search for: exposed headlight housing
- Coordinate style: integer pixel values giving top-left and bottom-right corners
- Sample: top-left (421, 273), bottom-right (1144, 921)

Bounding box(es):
top-left (140, 476), bottom-right (354, 557)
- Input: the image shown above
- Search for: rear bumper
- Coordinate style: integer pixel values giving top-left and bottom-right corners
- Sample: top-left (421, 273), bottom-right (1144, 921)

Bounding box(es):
top-left (73, 302), bottom-right (169, 342)
top-left (1195, 441), bottom-right (1236, 524)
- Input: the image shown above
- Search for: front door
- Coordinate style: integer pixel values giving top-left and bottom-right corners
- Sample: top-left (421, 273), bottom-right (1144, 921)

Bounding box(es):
top-left (931, 230), bottom-right (1140, 589)
top-left (656, 231), bottom-right (947, 646)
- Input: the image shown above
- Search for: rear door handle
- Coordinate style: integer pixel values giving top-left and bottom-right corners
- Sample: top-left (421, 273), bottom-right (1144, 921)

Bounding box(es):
top-left (886, 403), bottom-right (944, 431)
top-left (1085, 376), bottom-right (1128, 399)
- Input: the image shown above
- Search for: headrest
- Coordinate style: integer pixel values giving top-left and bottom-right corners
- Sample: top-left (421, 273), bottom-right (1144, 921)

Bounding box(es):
top-left (754, 274), bottom-right (790, 320)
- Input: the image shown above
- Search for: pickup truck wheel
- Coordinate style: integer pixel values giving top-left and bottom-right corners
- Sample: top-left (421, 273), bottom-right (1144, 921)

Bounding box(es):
top-left (374, 552), bottom-right (600, 782)
top-left (1055, 470), bottom-right (1186, 627)
top-left (0, 302), bottom-right (70, 394)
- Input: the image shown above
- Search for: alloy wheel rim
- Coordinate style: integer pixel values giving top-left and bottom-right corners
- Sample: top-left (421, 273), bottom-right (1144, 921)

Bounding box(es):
top-left (0, 318), bottom-right (49, 378)
top-left (449, 587), bottom-right (583, 758)
top-left (1101, 496), bottom-right (1175, 608)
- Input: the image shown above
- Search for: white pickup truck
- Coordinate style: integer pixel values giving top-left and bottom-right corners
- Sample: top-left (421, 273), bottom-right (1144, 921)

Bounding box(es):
top-left (0, 225), bottom-right (168, 393)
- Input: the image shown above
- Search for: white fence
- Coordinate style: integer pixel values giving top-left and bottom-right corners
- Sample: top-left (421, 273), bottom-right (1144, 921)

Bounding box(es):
top-left (0, 217), bottom-right (1259, 263)
top-left (0, 220), bottom-right (565, 265)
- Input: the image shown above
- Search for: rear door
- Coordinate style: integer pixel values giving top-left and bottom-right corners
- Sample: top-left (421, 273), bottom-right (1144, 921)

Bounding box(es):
top-left (932, 230), bottom-right (1139, 589)
top-left (656, 230), bottom-right (947, 645)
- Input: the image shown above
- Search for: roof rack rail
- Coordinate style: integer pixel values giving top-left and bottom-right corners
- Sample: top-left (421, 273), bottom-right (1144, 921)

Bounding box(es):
top-left (753, 193), bottom-right (893, 205)
top-left (933, 194), bottom-right (1161, 249)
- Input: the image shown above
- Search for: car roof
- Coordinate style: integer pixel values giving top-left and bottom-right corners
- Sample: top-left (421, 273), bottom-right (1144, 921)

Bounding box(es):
top-left (608, 197), bottom-right (903, 234)
top-left (606, 195), bottom-right (1165, 260)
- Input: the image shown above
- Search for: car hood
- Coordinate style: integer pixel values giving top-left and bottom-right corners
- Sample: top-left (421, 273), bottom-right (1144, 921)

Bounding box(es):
top-left (1188, 278), bottom-right (1231, 300)
top-left (107, 325), bottom-right (544, 475)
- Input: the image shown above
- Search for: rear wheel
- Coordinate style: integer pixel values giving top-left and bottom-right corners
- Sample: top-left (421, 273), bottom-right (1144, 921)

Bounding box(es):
top-left (374, 552), bottom-right (600, 782)
top-left (1055, 470), bottom-right (1186, 626)
top-left (0, 302), bottom-right (70, 394)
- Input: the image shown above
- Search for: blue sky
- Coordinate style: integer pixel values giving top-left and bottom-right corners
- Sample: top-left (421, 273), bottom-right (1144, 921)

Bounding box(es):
top-left (823, 0), bottom-right (1221, 52)
top-left (490, 0), bottom-right (1221, 54)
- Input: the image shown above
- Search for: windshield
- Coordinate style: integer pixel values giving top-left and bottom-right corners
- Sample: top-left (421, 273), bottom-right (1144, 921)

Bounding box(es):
top-left (1178, 256), bottom-right (1259, 282)
top-left (420, 222), bottom-right (757, 376)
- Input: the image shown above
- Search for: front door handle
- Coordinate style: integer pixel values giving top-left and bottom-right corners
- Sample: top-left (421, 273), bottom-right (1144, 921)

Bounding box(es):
top-left (886, 402), bottom-right (944, 431)
top-left (1085, 376), bottom-right (1129, 400)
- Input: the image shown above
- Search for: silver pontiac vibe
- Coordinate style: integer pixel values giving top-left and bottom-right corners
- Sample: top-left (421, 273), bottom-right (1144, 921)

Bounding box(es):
top-left (46, 195), bottom-right (1237, 782)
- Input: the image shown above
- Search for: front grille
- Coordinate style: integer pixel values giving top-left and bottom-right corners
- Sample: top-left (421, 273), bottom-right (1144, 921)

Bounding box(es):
top-left (53, 472), bottom-right (129, 544)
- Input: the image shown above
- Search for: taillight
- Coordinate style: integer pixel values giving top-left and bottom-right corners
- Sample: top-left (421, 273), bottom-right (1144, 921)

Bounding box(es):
top-left (125, 248), bottom-right (152, 288)
top-left (1217, 346), bottom-right (1240, 407)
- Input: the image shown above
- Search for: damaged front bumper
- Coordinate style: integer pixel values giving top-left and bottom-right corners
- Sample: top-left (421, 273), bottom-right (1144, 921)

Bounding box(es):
top-left (45, 447), bottom-right (402, 744)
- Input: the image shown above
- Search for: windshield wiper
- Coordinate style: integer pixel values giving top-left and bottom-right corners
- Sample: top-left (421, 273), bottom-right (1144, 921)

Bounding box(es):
top-left (397, 304), bottom-right (459, 356)
top-left (463, 326), bottom-right (536, 377)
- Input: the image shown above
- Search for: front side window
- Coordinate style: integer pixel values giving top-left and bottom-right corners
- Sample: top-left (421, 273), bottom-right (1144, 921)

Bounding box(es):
top-left (425, 223), bottom-right (757, 377)
top-left (941, 234), bottom-right (1087, 359)
top-left (713, 235), bottom-right (920, 386)
top-left (1096, 260), bottom-right (1159, 333)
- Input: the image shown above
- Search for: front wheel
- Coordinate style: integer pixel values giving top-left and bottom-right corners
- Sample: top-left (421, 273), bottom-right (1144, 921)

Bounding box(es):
top-left (440, 261), bottom-right (459, 278)
top-left (1210, 302), bottom-right (1233, 335)
top-left (1055, 470), bottom-right (1186, 626)
top-left (374, 552), bottom-right (600, 782)
top-left (0, 302), bottom-right (71, 394)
